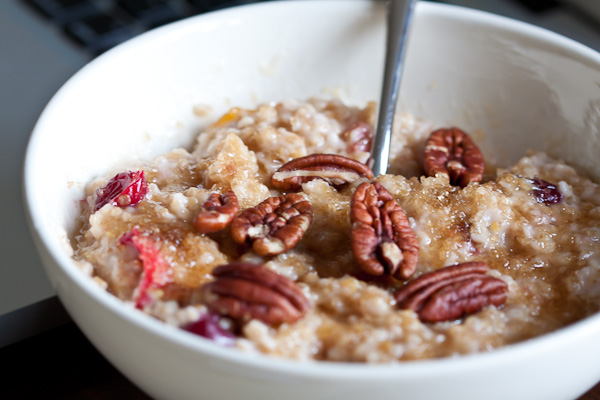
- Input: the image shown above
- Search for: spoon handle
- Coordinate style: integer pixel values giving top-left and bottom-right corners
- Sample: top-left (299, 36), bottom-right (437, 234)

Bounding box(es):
top-left (371, 0), bottom-right (417, 176)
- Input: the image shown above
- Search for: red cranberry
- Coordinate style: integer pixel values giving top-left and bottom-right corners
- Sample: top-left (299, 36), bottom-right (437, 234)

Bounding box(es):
top-left (119, 229), bottom-right (171, 309)
top-left (94, 170), bottom-right (148, 211)
top-left (530, 178), bottom-right (562, 206)
top-left (185, 313), bottom-right (236, 346)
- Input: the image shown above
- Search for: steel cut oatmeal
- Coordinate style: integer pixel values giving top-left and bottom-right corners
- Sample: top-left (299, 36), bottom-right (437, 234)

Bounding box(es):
top-left (74, 98), bottom-right (600, 362)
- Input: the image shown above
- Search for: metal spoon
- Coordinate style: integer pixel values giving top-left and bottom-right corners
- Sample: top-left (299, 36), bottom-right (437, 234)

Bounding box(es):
top-left (371, 0), bottom-right (417, 176)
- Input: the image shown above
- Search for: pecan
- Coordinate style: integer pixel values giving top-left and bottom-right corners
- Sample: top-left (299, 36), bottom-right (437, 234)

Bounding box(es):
top-left (395, 261), bottom-right (508, 323)
top-left (193, 190), bottom-right (239, 234)
top-left (423, 128), bottom-right (485, 187)
top-left (230, 193), bottom-right (312, 256)
top-left (350, 182), bottom-right (419, 280)
top-left (271, 154), bottom-right (374, 191)
top-left (201, 262), bottom-right (310, 325)
top-left (341, 121), bottom-right (373, 154)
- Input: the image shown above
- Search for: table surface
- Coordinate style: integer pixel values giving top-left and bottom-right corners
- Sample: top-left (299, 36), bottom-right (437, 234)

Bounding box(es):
top-left (3, 322), bottom-right (600, 400)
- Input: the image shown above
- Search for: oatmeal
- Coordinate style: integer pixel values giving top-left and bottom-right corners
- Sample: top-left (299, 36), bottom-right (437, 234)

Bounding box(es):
top-left (74, 98), bottom-right (600, 362)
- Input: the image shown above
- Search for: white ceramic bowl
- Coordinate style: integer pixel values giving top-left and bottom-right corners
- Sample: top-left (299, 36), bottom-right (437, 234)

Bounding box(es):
top-left (24, 1), bottom-right (600, 399)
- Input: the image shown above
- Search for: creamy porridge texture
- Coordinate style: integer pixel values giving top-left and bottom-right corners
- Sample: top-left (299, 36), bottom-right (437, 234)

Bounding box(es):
top-left (74, 98), bottom-right (600, 362)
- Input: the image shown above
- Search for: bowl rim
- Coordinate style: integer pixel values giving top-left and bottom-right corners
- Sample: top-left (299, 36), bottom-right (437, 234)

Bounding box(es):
top-left (23, 0), bottom-right (600, 379)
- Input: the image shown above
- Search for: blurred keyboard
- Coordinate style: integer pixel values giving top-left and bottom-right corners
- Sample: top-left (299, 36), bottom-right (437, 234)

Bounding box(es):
top-left (22, 0), bottom-right (600, 57)
top-left (23, 0), bottom-right (270, 55)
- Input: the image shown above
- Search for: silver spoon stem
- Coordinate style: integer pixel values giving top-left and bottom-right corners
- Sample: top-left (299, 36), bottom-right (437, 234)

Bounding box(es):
top-left (371, 0), bottom-right (416, 176)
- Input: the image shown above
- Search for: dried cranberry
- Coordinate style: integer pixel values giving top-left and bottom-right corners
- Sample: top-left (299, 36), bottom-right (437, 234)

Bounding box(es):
top-left (184, 313), bottom-right (236, 346)
top-left (119, 229), bottom-right (171, 309)
top-left (94, 170), bottom-right (148, 211)
top-left (530, 178), bottom-right (562, 205)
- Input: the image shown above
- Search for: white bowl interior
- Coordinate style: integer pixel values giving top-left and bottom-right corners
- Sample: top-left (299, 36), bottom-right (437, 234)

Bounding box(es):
top-left (24, 1), bottom-right (600, 399)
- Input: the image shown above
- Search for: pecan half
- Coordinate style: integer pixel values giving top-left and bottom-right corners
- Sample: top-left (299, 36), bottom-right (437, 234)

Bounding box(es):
top-left (193, 190), bottom-right (239, 234)
top-left (341, 121), bottom-right (373, 154)
top-left (201, 262), bottom-right (310, 325)
top-left (230, 193), bottom-right (312, 256)
top-left (395, 261), bottom-right (508, 323)
top-left (423, 128), bottom-right (484, 187)
top-left (271, 154), bottom-right (374, 191)
top-left (351, 182), bottom-right (419, 280)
